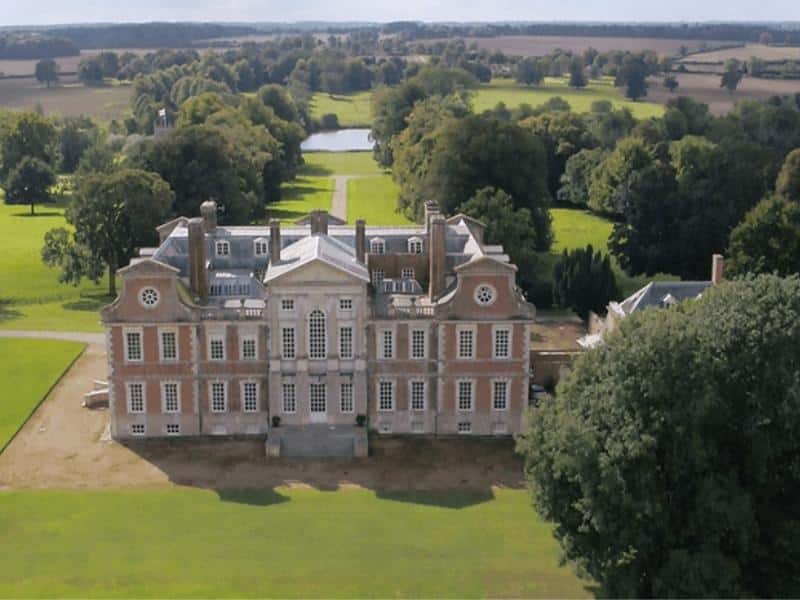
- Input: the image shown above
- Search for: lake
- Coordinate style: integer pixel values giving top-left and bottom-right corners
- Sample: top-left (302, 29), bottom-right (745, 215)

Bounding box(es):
top-left (301, 128), bottom-right (372, 152)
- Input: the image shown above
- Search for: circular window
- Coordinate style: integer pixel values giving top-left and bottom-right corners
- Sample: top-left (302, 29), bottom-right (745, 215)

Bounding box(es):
top-left (474, 283), bottom-right (497, 307)
top-left (139, 287), bottom-right (160, 308)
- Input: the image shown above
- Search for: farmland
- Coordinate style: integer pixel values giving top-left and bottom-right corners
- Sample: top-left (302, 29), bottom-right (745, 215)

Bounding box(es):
top-left (680, 42), bottom-right (800, 63)
top-left (0, 487), bottom-right (588, 598)
top-left (422, 35), bottom-right (731, 57)
top-left (0, 338), bottom-right (84, 452)
top-left (0, 48), bottom-right (162, 77)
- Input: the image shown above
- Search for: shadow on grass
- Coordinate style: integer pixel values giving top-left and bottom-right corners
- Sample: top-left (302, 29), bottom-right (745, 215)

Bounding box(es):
top-left (375, 489), bottom-right (495, 509)
top-left (217, 488), bottom-right (291, 507)
top-left (62, 292), bottom-right (112, 312)
top-left (0, 300), bottom-right (23, 323)
top-left (300, 162), bottom-right (334, 177)
top-left (11, 210), bottom-right (63, 218)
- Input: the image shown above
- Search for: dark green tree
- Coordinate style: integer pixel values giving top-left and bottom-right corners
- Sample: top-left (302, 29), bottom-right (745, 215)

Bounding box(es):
top-left (568, 56), bottom-right (587, 89)
top-left (615, 54), bottom-right (648, 101)
top-left (41, 169), bottom-right (173, 296)
top-left (34, 58), bottom-right (59, 87)
top-left (77, 57), bottom-right (105, 86)
top-left (518, 275), bottom-right (800, 597)
top-left (721, 59), bottom-right (744, 94)
top-left (57, 116), bottom-right (95, 173)
top-left (552, 244), bottom-right (618, 319)
top-left (515, 57), bottom-right (545, 86)
top-left (5, 156), bottom-right (55, 215)
top-left (587, 136), bottom-right (654, 215)
top-left (0, 111), bottom-right (56, 180)
top-left (557, 147), bottom-right (608, 206)
top-left (663, 74), bottom-right (679, 93)
top-left (776, 148), bottom-right (800, 202)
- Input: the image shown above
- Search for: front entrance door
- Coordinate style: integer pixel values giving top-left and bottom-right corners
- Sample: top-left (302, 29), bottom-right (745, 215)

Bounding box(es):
top-left (309, 382), bottom-right (327, 423)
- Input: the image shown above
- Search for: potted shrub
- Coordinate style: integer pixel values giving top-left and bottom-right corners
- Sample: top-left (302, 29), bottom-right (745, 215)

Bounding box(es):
top-left (356, 414), bottom-right (367, 427)
top-left (271, 415), bottom-right (281, 428)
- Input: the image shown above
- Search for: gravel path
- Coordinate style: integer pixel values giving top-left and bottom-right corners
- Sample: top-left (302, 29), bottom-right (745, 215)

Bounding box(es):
top-left (0, 330), bottom-right (104, 346)
top-left (330, 175), bottom-right (351, 220)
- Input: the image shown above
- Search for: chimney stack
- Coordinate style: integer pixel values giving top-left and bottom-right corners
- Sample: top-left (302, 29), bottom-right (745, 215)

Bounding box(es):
top-left (309, 210), bottom-right (329, 235)
top-left (269, 219), bottom-right (281, 265)
top-left (428, 215), bottom-right (446, 301)
top-left (355, 219), bottom-right (366, 263)
top-left (188, 218), bottom-right (208, 301)
top-left (200, 200), bottom-right (217, 231)
top-left (711, 254), bottom-right (724, 285)
top-left (424, 201), bottom-right (440, 233)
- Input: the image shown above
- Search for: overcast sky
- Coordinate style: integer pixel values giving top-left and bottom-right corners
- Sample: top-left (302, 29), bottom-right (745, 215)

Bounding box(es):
top-left (2, 0), bottom-right (798, 26)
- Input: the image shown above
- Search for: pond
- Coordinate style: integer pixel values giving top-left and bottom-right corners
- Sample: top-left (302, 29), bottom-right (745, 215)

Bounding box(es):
top-left (301, 128), bottom-right (373, 152)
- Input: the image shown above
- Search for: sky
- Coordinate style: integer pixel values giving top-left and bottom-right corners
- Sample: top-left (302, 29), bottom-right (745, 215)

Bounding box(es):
top-left (0, 0), bottom-right (797, 26)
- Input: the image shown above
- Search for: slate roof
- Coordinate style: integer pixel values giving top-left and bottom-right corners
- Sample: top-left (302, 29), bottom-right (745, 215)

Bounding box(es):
top-left (264, 234), bottom-right (370, 283)
top-left (612, 281), bottom-right (711, 316)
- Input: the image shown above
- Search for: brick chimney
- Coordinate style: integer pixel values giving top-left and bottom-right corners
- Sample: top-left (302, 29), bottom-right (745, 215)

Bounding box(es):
top-left (200, 200), bottom-right (217, 231)
top-left (428, 215), bottom-right (446, 301)
top-left (711, 254), bottom-right (724, 285)
top-left (424, 201), bottom-right (440, 233)
top-left (269, 219), bottom-right (281, 265)
top-left (355, 219), bottom-right (366, 263)
top-left (310, 210), bottom-right (329, 235)
top-left (188, 217), bottom-right (208, 301)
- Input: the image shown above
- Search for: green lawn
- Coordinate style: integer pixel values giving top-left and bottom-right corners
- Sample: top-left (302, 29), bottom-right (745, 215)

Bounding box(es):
top-left (473, 77), bottom-right (664, 120)
top-left (310, 91), bottom-right (373, 127)
top-left (268, 175), bottom-right (334, 223)
top-left (302, 151), bottom-right (386, 176)
top-left (0, 196), bottom-right (109, 332)
top-left (0, 338), bottom-right (85, 452)
top-left (0, 487), bottom-right (588, 598)
top-left (347, 175), bottom-right (413, 226)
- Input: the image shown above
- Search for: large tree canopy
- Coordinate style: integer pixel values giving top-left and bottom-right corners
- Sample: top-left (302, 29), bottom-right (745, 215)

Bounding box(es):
top-left (519, 275), bottom-right (800, 597)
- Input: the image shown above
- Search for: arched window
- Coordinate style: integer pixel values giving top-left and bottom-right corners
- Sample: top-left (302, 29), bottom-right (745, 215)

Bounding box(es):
top-left (308, 309), bottom-right (327, 359)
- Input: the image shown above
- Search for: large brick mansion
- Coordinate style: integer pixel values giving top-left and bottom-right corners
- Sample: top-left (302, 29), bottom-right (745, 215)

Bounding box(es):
top-left (101, 200), bottom-right (536, 456)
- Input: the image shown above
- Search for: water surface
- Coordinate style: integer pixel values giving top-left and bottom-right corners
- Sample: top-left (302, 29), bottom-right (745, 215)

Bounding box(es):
top-left (301, 128), bottom-right (372, 152)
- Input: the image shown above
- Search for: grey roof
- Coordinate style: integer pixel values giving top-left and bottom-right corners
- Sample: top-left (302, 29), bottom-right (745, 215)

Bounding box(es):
top-left (264, 234), bottom-right (370, 283)
top-left (615, 281), bottom-right (711, 315)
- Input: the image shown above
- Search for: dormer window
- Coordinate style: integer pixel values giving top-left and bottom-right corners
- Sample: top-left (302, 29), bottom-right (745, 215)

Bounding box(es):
top-left (370, 238), bottom-right (385, 255)
top-left (254, 238), bottom-right (268, 256)
top-left (407, 237), bottom-right (423, 254)
top-left (215, 240), bottom-right (230, 257)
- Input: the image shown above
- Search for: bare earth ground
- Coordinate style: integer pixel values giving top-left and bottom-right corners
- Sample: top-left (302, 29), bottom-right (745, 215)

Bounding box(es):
top-left (423, 35), bottom-right (729, 57)
top-left (0, 77), bottom-right (132, 121)
top-left (647, 73), bottom-right (800, 115)
top-left (680, 42), bottom-right (800, 63)
top-left (0, 341), bottom-right (524, 492)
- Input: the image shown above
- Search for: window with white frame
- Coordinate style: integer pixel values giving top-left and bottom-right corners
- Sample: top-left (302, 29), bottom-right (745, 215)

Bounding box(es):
top-left (166, 423), bottom-right (180, 435)
top-left (370, 238), bottom-right (385, 254)
top-left (492, 380), bottom-right (509, 411)
top-left (161, 382), bottom-right (179, 413)
top-left (254, 239), bottom-right (268, 256)
top-left (282, 382), bottom-right (296, 413)
top-left (493, 327), bottom-right (511, 359)
top-left (242, 382), bottom-right (258, 412)
top-left (379, 329), bottom-right (394, 360)
top-left (410, 329), bottom-right (426, 359)
top-left (127, 382), bottom-right (145, 413)
top-left (410, 380), bottom-right (426, 411)
top-left (281, 327), bottom-right (296, 359)
top-left (125, 329), bottom-right (142, 362)
top-left (411, 421), bottom-right (424, 433)
top-left (457, 380), bottom-right (474, 412)
top-left (339, 298), bottom-right (353, 311)
top-left (340, 382), bottom-right (354, 413)
top-left (160, 329), bottom-right (177, 361)
top-left (372, 268), bottom-right (385, 287)
top-left (210, 382), bottom-right (227, 413)
top-left (401, 267), bottom-right (415, 280)
top-left (241, 335), bottom-right (257, 360)
top-left (308, 309), bottom-right (327, 359)
top-left (378, 380), bottom-right (395, 411)
top-left (131, 423), bottom-right (146, 436)
top-left (215, 240), bottom-right (230, 256)
top-left (208, 335), bottom-right (225, 361)
top-left (339, 326), bottom-right (353, 359)
top-left (280, 298), bottom-right (295, 312)
top-left (310, 383), bottom-right (327, 413)
top-left (458, 422), bottom-right (472, 434)
top-left (458, 328), bottom-right (475, 359)
top-left (407, 237), bottom-right (423, 254)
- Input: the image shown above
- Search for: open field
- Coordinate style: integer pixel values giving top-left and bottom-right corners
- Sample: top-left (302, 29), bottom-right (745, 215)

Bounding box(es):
top-left (347, 175), bottom-right (411, 225)
top-left (0, 196), bottom-right (108, 332)
top-left (646, 73), bottom-right (800, 116)
top-left (0, 338), bottom-right (84, 452)
top-left (0, 48), bottom-right (160, 77)
top-left (680, 42), bottom-right (800, 63)
top-left (0, 77), bottom-right (132, 121)
top-left (474, 77), bottom-right (664, 119)
top-left (423, 35), bottom-right (731, 57)
top-left (302, 151), bottom-right (385, 177)
top-left (310, 90), bottom-right (373, 127)
top-left (0, 487), bottom-right (587, 598)
top-left (269, 175), bottom-right (334, 222)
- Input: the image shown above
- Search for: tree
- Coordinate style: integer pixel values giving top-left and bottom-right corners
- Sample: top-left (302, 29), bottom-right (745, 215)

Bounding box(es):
top-left (518, 275), bottom-right (800, 597)
top-left (615, 54), bottom-right (648, 101)
top-left (0, 111), bottom-right (56, 181)
top-left (567, 56), bottom-right (587, 89)
top-left (759, 31), bottom-right (774, 46)
top-left (727, 195), bottom-right (800, 276)
top-left (41, 169), bottom-right (173, 296)
top-left (515, 57), bottom-right (544, 86)
top-left (57, 116), bottom-right (95, 173)
top-left (552, 244), bottom-right (618, 319)
top-left (5, 156), bottom-right (55, 215)
top-left (587, 136), bottom-right (654, 215)
top-left (663, 74), bottom-right (679, 93)
top-left (776, 148), bottom-right (800, 202)
top-left (721, 59), bottom-right (744, 94)
top-left (557, 147), bottom-right (608, 206)
top-left (34, 59), bottom-right (59, 87)
top-left (460, 187), bottom-right (542, 295)
top-left (77, 57), bottom-right (105, 86)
